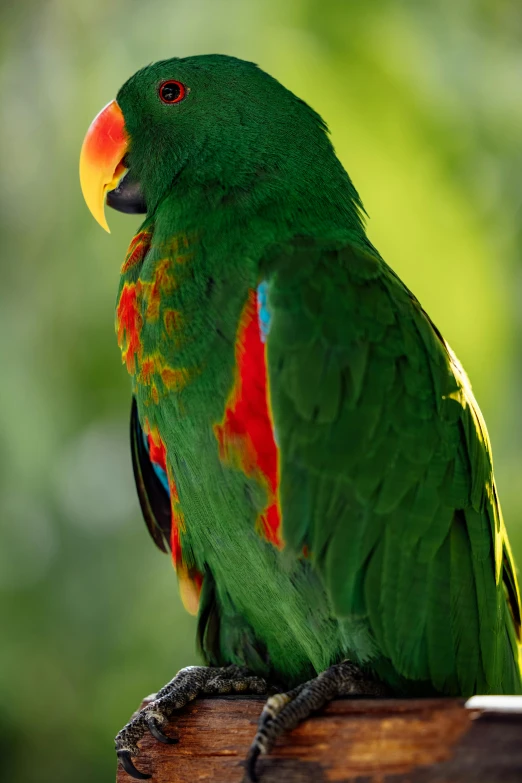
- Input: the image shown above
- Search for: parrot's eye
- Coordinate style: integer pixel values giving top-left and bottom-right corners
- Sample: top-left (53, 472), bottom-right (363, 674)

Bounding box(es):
top-left (159, 80), bottom-right (186, 104)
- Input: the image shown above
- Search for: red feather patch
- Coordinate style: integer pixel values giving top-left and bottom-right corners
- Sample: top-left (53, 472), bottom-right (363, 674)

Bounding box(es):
top-left (214, 290), bottom-right (283, 548)
top-left (121, 229), bottom-right (152, 274)
top-left (143, 420), bottom-right (202, 615)
top-left (143, 420), bottom-right (184, 567)
top-left (116, 283), bottom-right (142, 374)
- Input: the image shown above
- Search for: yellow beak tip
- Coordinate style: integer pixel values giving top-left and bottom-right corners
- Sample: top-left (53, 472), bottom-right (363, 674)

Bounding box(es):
top-left (100, 212), bottom-right (111, 234)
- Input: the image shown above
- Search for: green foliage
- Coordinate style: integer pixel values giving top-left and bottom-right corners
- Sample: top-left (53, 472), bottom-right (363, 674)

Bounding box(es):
top-left (1, 1), bottom-right (521, 781)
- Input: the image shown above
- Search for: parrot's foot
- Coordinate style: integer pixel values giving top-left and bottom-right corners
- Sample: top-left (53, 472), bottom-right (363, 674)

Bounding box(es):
top-left (115, 664), bottom-right (267, 779)
top-left (245, 661), bottom-right (388, 782)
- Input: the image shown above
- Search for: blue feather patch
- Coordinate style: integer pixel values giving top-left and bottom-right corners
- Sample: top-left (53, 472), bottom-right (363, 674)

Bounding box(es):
top-left (257, 281), bottom-right (271, 342)
top-left (142, 430), bottom-right (170, 495)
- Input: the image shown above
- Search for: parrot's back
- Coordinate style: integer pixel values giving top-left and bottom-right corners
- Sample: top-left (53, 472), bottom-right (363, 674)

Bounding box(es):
top-left (261, 235), bottom-right (522, 695)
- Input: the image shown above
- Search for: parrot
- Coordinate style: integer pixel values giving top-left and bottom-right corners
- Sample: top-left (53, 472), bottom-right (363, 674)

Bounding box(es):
top-left (79, 55), bottom-right (522, 781)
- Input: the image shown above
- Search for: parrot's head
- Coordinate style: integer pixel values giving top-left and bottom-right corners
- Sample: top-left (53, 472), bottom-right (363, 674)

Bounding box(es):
top-left (80, 54), bottom-right (355, 232)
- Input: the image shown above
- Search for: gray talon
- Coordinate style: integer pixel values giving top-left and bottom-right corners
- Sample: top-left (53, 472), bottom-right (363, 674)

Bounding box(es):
top-left (146, 714), bottom-right (179, 744)
top-left (117, 750), bottom-right (151, 780)
top-left (245, 745), bottom-right (261, 783)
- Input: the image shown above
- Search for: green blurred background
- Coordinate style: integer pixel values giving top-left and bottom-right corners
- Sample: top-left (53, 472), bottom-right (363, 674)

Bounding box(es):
top-left (1, 1), bottom-right (521, 780)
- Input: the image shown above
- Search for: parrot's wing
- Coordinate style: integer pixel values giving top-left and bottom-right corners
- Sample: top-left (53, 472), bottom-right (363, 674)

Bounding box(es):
top-left (130, 396), bottom-right (171, 553)
top-left (266, 236), bottom-right (521, 695)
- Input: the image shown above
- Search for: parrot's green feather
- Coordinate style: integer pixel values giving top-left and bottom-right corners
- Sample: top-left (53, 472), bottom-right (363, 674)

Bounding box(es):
top-left (266, 235), bottom-right (521, 694)
top-left (111, 55), bottom-right (521, 697)
top-left (425, 532), bottom-right (460, 693)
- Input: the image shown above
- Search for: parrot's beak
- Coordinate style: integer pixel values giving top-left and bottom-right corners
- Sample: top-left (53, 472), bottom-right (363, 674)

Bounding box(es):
top-left (79, 100), bottom-right (129, 233)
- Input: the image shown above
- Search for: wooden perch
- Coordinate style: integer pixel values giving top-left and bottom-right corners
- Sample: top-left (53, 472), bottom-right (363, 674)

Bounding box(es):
top-left (116, 696), bottom-right (522, 782)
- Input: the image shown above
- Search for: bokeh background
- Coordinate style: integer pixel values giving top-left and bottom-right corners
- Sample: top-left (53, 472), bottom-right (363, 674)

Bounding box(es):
top-left (1, 1), bottom-right (522, 781)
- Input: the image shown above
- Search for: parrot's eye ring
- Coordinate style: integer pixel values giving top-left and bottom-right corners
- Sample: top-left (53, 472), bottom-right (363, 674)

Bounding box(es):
top-left (159, 80), bottom-right (186, 104)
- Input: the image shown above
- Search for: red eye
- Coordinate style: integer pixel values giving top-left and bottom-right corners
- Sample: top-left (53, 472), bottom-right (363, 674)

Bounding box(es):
top-left (159, 80), bottom-right (186, 104)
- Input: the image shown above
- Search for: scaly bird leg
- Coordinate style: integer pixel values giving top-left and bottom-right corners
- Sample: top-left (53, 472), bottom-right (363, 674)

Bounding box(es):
top-left (245, 661), bottom-right (388, 782)
top-left (115, 664), bottom-right (267, 779)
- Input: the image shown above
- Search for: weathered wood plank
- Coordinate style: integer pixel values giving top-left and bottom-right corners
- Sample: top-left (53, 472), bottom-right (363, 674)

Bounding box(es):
top-left (115, 697), bottom-right (522, 782)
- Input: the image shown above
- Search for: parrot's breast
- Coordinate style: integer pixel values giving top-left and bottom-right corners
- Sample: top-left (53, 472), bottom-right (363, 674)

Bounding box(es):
top-left (136, 281), bottom-right (284, 553)
top-left (116, 231), bottom-right (346, 682)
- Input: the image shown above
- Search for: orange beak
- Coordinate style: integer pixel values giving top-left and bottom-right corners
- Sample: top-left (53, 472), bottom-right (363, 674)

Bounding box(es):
top-left (79, 100), bottom-right (128, 232)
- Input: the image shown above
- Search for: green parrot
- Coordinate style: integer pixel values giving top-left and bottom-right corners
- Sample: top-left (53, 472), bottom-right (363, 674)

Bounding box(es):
top-left (79, 55), bottom-right (522, 780)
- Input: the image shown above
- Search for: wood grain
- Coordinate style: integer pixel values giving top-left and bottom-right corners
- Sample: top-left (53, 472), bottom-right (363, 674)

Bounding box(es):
top-left (115, 697), bottom-right (522, 782)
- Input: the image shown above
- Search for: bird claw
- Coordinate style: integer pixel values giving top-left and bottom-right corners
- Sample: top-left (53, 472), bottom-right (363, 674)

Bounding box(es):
top-left (146, 714), bottom-right (179, 745)
top-left (115, 666), bottom-right (267, 779)
top-left (117, 750), bottom-right (151, 780)
top-left (243, 661), bottom-right (388, 780)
